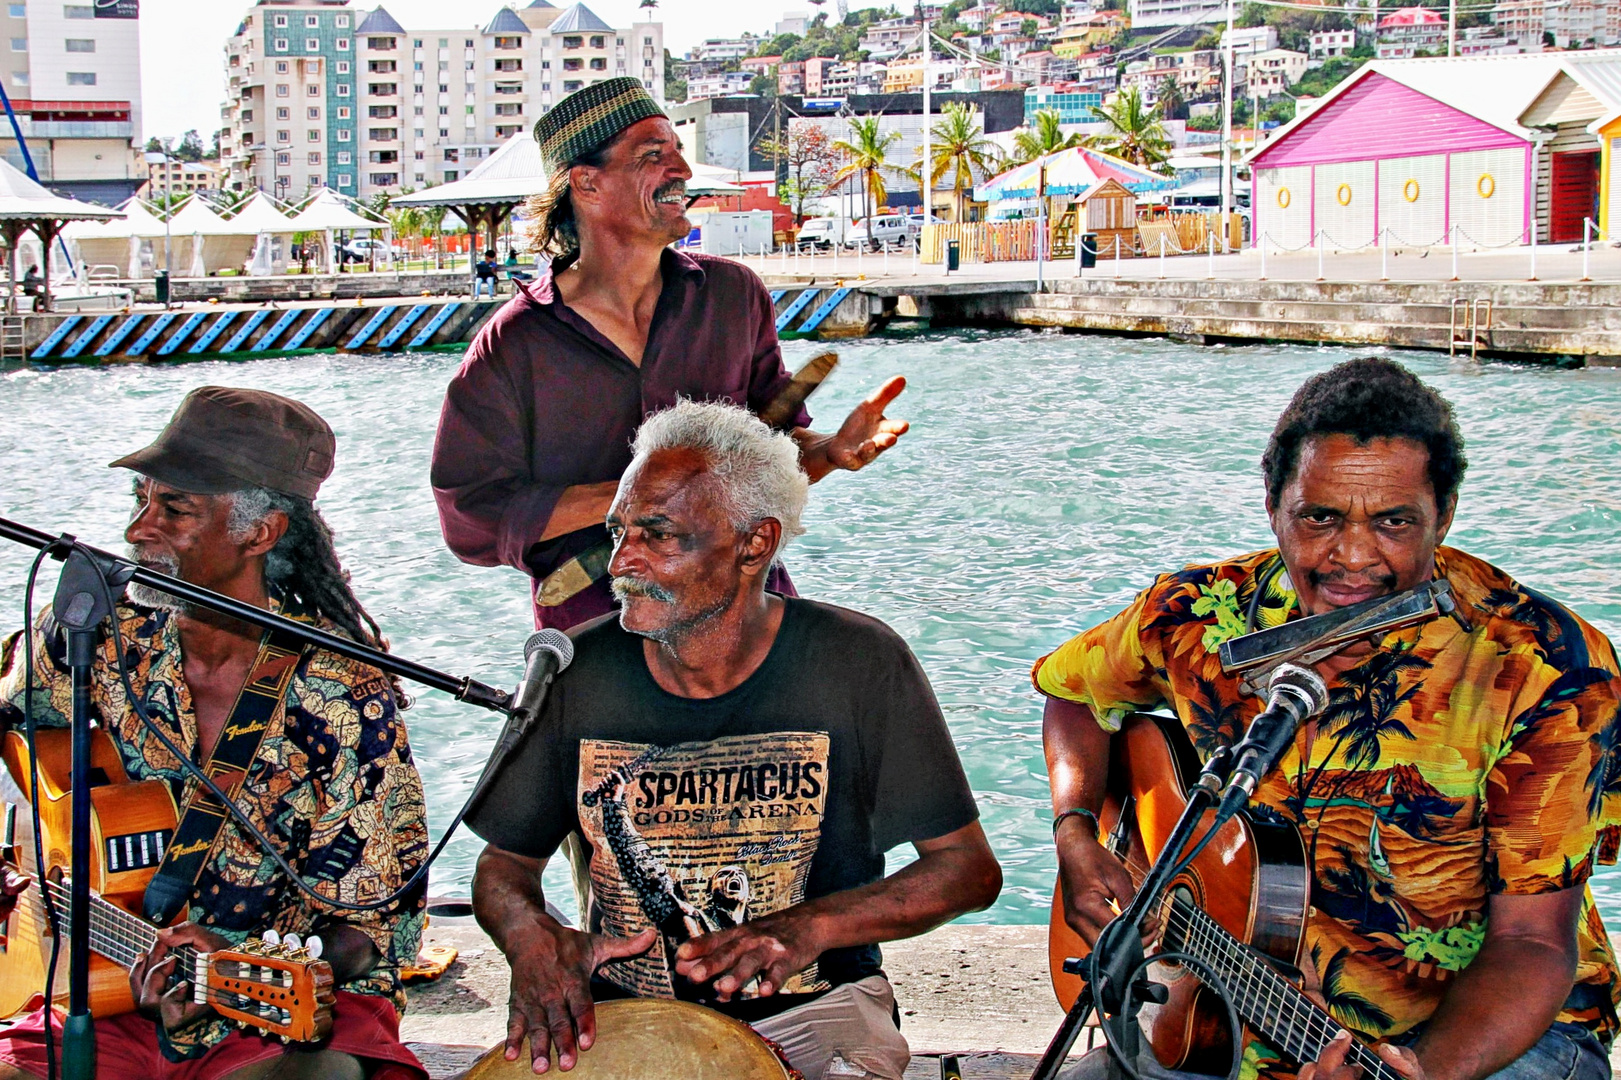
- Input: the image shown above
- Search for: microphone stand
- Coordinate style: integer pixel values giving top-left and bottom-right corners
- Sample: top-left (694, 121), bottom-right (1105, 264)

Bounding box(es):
top-left (0, 515), bottom-right (513, 1076)
top-left (1029, 746), bottom-right (1234, 1080)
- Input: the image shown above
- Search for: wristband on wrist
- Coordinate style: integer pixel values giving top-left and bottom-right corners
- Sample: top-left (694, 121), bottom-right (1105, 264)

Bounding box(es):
top-left (1052, 807), bottom-right (1101, 837)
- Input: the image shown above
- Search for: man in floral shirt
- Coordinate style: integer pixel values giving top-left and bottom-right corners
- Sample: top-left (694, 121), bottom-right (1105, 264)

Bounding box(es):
top-left (1039, 358), bottom-right (1621, 1080)
top-left (0, 388), bottom-right (427, 1080)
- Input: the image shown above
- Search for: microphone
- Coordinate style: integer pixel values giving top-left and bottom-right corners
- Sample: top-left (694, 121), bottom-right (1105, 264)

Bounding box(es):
top-left (507, 628), bottom-right (575, 737)
top-left (1215, 663), bottom-right (1329, 821)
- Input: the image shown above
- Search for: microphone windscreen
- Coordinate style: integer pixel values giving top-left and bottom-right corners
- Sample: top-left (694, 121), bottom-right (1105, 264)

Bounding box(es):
top-left (525, 628), bottom-right (575, 671)
top-left (1267, 662), bottom-right (1329, 716)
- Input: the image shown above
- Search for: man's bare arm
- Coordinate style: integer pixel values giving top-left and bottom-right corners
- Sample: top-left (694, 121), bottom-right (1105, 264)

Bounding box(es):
top-left (1044, 696), bottom-right (1145, 948)
top-left (672, 820), bottom-right (1000, 1000)
top-left (1410, 887), bottom-right (1583, 1080)
top-left (473, 843), bottom-right (656, 1074)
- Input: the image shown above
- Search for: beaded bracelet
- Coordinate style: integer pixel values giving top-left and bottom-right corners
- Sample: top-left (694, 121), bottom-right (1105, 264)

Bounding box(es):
top-left (1052, 807), bottom-right (1101, 836)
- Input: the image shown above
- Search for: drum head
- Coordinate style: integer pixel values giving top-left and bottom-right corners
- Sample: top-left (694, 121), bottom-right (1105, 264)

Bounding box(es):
top-left (465, 998), bottom-right (791, 1079)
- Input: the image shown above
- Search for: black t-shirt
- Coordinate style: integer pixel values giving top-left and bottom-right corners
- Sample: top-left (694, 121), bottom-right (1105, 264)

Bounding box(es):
top-left (469, 596), bottom-right (980, 1020)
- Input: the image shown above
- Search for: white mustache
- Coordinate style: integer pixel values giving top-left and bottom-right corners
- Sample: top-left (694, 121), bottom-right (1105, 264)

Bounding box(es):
top-left (612, 576), bottom-right (675, 602)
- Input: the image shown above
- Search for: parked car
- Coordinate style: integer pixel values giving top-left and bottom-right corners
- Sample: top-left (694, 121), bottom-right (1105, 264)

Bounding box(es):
top-left (795, 216), bottom-right (848, 249)
top-left (338, 238), bottom-right (405, 263)
top-left (845, 214), bottom-right (916, 251)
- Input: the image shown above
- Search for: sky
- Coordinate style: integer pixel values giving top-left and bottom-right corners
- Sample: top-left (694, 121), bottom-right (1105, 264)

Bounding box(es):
top-left (139, 0), bottom-right (818, 143)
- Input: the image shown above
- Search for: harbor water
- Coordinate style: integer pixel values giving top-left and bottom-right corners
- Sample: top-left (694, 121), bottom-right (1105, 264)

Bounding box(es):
top-left (1, 333), bottom-right (1618, 927)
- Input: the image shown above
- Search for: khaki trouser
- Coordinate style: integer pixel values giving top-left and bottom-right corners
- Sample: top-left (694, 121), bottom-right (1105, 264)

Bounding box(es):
top-left (752, 976), bottom-right (912, 1080)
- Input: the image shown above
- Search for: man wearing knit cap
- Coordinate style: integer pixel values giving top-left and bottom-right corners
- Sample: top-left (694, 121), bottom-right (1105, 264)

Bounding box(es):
top-left (430, 77), bottom-right (910, 633)
top-left (0, 387), bottom-right (428, 1080)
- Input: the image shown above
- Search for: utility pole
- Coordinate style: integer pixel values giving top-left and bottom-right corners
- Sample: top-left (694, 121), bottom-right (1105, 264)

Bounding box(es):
top-left (1221, 0), bottom-right (1235, 252)
top-left (162, 141), bottom-right (173, 306)
top-left (920, 2), bottom-right (931, 222)
top-left (1447, 0), bottom-right (1456, 55)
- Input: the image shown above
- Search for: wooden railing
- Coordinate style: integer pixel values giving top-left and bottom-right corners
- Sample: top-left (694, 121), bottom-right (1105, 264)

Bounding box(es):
top-left (920, 221), bottom-right (1040, 264)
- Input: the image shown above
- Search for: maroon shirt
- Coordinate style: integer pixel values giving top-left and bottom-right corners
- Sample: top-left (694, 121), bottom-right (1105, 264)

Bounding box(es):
top-left (430, 249), bottom-right (809, 630)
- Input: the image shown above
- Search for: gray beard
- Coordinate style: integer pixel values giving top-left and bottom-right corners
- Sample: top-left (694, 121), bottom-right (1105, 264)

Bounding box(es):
top-left (124, 547), bottom-right (192, 614)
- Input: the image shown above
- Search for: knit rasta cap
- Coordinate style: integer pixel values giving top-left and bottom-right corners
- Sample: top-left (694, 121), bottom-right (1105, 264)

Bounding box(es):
top-left (533, 77), bottom-right (667, 177)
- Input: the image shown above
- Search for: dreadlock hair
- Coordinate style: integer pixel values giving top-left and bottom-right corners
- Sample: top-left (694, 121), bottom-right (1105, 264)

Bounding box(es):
top-left (1261, 357), bottom-right (1469, 511)
top-left (228, 488), bottom-right (409, 707)
top-left (520, 139), bottom-right (614, 259)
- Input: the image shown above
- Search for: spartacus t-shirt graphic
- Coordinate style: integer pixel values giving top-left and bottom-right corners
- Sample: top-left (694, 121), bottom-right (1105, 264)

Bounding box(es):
top-left (578, 733), bottom-right (832, 1000)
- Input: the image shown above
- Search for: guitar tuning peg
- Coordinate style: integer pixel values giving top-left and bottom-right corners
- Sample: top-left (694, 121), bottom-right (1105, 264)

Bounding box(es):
top-left (284, 933), bottom-right (302, 952)
top-left (306, 936), bottom-right (323, 960)
top-left (261, 930), bottom-right (281, 947)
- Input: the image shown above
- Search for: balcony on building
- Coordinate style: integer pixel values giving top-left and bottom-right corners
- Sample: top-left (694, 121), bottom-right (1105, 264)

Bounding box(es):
top-left (368, 82), bottom-right (399, 97)
top-left (368, 127), bottom-right (400, 142)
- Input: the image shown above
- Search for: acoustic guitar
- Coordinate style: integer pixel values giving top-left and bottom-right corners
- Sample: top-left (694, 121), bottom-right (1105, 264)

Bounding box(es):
top-left (0, 728), bottom-right (335, 1042)
top-left (1048, 713), bottom-right (1404, 1079)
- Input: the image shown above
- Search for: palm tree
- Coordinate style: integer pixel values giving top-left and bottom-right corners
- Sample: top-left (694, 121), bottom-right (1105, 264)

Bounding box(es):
top-left (831, 116), bottom-right (904, 225)
top-left (1312, 944), bottom-right (1396, 1034)
top-left (917, 102), bottom-right (999, 221)
top-left (1085, 87), bottom-right (1174, 173)
top-left (1010, 108), bottom-right (1082, 166)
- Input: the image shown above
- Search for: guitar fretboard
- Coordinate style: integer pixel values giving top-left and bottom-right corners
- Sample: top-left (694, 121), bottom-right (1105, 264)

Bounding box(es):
top-left (22, 878), bottom-right (200, 984)
top-left (1161, 895), bottom-right (1401, 1080)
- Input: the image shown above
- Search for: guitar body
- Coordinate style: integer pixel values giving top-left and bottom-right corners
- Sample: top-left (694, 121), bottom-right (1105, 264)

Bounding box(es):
top-left (0, 728), bottom-right (179, 1019)
top-left (1049, 714), bottom-right (1311, 1073)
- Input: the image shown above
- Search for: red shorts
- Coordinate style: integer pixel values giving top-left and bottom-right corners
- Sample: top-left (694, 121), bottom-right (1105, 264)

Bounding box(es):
top-left (0, 991), bottom-right (426, 1080)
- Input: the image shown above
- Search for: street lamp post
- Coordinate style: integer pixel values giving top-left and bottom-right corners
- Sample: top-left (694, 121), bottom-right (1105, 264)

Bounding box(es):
top-left (1221, 0), bottom-right (1235, 253)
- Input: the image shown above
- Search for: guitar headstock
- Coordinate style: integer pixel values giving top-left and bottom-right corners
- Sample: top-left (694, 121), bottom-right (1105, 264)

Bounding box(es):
top-left (197, 936), bottom-right (336, 1042)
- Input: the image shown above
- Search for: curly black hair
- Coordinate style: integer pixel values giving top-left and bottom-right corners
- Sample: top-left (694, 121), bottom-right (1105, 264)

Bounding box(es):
top-left (1261, 357), bottom-right (1468, 509)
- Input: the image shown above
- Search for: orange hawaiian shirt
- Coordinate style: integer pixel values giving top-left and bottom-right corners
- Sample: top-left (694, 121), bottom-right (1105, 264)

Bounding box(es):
top-left (1034, 546), bottom-right (1621, 1070)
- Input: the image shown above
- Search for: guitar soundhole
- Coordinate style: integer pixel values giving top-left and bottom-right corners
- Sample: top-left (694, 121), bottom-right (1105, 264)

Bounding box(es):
top-left (1157, 885), bottom-right (1198, 969)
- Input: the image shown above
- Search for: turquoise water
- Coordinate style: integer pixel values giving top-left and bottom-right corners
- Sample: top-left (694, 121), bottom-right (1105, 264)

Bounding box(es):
top-left (1, 335), bottom-right (1618, 927)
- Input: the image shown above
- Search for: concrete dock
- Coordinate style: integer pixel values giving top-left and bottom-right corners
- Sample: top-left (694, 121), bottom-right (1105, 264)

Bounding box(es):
top-left (15, 242), bottom-right (1621, 365)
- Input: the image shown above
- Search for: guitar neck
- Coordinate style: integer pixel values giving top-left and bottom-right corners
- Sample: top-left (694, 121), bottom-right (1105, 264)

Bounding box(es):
top-left (1162, 895), bottom-right (1401, 1080)
top-left (39, 877), bottom-right (197, 976)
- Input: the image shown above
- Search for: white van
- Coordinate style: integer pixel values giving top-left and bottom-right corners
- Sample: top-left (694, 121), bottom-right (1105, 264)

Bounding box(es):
top-left (846, 214), bottom-right (915, 250)
top-left (796, 217), bottom-right (848, 249)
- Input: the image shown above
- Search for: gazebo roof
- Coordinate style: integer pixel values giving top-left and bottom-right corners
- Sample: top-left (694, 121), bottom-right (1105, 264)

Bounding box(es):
top-left (287, 189), bottom-right (387, 231)
top-left (0, 159), bottom-right (123, 222)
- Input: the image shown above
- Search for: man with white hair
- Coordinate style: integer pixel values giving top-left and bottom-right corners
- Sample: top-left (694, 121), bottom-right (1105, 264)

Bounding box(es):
top-left (468, 400), bottom-right (1002, 1080)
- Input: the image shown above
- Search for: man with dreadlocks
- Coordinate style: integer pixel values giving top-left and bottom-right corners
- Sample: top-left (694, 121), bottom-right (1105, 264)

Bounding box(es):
top-left (430, 77), bottom-right (910, 633)
top-left (0, 387), bottom-right (429, 1080)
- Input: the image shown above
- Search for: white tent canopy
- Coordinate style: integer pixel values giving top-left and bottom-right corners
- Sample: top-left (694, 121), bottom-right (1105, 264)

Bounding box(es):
top-left (287, 189), bottom-right (387, 232)
top-left (166, 195), bottom-right (237, 235)
top-left (63, 197), bottom-right (165, 240)
top-left (0, 158), bottom-right (123, 223)
top-left (226, 192), bottom-right (299, 276)
top-left (226, 192), bottom-right (298, 234)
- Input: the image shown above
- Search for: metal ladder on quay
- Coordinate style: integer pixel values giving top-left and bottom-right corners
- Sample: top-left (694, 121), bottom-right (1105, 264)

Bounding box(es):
top-left (0, 315), bottom-right (25, 364)
top-left (1449, 297), bottom-right (1492, 361)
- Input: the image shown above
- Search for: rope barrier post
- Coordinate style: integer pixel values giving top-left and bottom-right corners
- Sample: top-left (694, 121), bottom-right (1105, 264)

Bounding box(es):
top-left (1114, 235), bottom-right (1121, 279)
top-left (1316, 231), bottom-right (1324, 282)
top-left (1450, 226), bottom-right (1459, 282)
top-left (1529, 224), bottom-right (1537, 282)
top-left (1381, 227), bottom-right (1388, 282)
top-left (1259, 234), bottom-right (1267, 281)
top-left (857, 240), bottom-right (863, 276)
top-left (1583, 218), bottom-right (1592, 282)
top-left (1207, 230), bottom-right (1215, 280)
top-left (1159, 235), bottom-right (1165, 279)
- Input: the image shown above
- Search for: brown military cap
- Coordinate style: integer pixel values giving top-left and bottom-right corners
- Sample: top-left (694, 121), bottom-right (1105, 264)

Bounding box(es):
top-left (109, 386), bottom-right (335, 500)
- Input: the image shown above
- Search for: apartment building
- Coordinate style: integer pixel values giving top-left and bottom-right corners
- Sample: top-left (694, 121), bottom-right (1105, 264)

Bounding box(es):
top-left (688, 70), bottom-right (753, 99)
top-left (0, 0), bottom-right (143, 203)
top-left (1129, 0), bottom-right (1225, 30)
top-left (526, 3), bottom-right (664, 116)
top-left (1493, 0), bottom-right (1619, 47)
top-left (144, 156), bottom-right (222, 197)
top-left (223, 1), bottom-right (664, 201)
top-left (221, 0), bottom-right (357, 200)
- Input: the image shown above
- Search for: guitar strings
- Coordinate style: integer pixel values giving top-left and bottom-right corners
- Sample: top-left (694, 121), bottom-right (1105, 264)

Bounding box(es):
top-left (1160, 898), bottom-right (1399, 1080)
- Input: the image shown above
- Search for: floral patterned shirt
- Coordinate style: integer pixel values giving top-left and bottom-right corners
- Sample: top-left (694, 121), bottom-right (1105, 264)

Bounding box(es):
top-left (0, 601), bottom-right (428, 1058)
top-left (1034, 547), bottom-right (1621, 1072)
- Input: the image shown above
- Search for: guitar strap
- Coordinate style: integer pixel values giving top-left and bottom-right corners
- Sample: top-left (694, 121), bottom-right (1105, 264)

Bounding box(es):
top-left (142, 627), bottom-right (311, 925)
